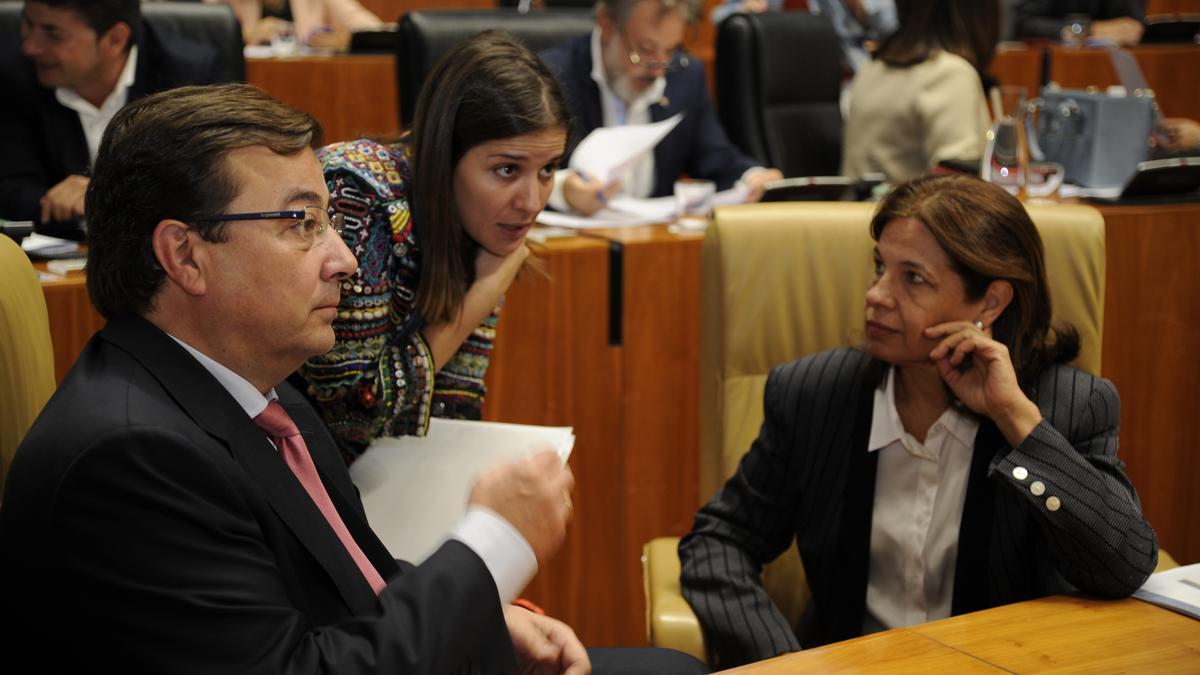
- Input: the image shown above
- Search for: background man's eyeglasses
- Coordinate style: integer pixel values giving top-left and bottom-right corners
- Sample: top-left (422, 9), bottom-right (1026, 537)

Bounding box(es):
top-left (621, 32), bottom-right (689, 73)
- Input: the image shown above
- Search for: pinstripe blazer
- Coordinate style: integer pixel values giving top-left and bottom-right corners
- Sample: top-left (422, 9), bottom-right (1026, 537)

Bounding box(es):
top-left (679, 347), bottom-right (1158, 668)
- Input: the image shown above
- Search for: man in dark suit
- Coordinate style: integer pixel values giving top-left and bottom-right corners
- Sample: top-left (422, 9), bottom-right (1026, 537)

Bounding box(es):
top-left (540, 0), bottom-right (783, 215)
top-left (1013, 0), bottom-right (1146, 45)
top-left (0, 0), bottom-right (224, 227)
top-left (0, 83), bottom-right (588, 673)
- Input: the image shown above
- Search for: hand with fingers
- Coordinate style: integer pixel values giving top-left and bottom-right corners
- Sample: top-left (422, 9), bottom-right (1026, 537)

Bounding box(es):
top-left (925, 320), bottom-right (1043, 446)
top-left (468, 450), bottom-right (575, 565)
top-left (504, 604), bottom-right (591, 675)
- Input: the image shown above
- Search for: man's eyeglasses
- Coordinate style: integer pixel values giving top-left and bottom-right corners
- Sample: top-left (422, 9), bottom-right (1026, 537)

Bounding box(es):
top-left (191, 206), bottom-right (345, 248)
top-left (621, 31), bottom-right (689, 73)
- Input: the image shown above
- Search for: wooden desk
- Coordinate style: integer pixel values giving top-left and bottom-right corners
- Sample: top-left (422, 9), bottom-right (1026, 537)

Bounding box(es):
top-left (34, 264), bottom-right (103, 383)
top-left (721, 595), bottom-right (1200, 672)
top-left (245, 54), bottom-right (400, 144)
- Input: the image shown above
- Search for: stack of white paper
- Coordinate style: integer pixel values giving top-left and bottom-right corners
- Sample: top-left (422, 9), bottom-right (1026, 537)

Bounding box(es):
top-left (349, 418), bottom-right (575, 563)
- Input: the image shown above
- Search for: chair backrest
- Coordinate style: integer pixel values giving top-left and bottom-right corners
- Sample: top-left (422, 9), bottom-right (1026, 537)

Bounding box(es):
top-left (395, 8), bottom-right (594, 127)
top-left (143, 2), bottom-right (245, 83)
top-left (715, 12), bottom-right (844, 178)
top-left (699, 200), bottom-right (1106, 627)
top-left (0, 237), bottom-right (56, 503)
top-left (0, 2), bottom-right (244, 83)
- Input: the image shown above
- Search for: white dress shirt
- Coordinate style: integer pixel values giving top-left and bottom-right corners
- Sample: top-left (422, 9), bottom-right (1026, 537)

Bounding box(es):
top-left (169, 335), bottom-right (537, 604)
top-left (863, 367), bottom-right (979, 633)
top-left (55, 46), bottom-right (139, 165)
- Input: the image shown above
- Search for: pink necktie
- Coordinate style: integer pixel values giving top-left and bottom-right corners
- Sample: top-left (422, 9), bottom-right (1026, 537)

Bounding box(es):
top-left (255, 400), bottom-right (387, 595)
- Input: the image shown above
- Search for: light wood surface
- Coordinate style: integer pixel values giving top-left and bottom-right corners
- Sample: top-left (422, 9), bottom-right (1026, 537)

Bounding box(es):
top-left (480, 235), bottom-right (631, 645)
top-left (245, 54), bottom-right (400, 144)
top-left (720, 594), bottom-right (1200, 673)
top-left (1096, 202), bottom-right (1200, 571)
top-left (33, 265), bottom-right (104, 383)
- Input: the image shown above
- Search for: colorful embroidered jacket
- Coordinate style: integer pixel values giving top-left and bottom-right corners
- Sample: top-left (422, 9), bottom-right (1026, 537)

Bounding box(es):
top-left (296, 139), bottom-right (499, 462)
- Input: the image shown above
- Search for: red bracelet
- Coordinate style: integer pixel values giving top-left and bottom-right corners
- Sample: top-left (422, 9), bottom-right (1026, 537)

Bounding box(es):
top-left (512, 597), bottom-right (545, 615)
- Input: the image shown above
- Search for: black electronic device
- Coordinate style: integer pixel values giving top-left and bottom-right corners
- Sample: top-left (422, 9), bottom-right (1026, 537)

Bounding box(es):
top-left (1140, 16), bottom-right (1200, 44)
top-left (760, 176), bottom-right (854, 202)
top-left (1085, 157), bottom-right (1200, 203)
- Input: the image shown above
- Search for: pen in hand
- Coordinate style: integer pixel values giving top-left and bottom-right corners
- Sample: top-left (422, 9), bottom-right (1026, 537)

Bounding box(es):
top-left (572, 169), bottom-right (609, 207)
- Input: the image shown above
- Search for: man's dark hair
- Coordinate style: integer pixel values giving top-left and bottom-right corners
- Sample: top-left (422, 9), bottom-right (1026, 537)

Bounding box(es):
top-left (86, 83), bottom-right (322, 319)
top-left (33, 0), bottom-right (142, 49)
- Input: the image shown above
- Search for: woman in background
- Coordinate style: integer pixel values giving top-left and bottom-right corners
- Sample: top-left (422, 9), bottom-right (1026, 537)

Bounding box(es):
top-left (679, 175), bottom-right (1158, 668)
top-left (208, 0), bottom-right (382, 49)
top-left (295, 31), bottom-right (570, 461)
top-left (841, 0), bottom-right (997, 183)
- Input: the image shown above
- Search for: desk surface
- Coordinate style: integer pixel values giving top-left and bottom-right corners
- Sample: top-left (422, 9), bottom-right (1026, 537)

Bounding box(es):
top-left (721, 595), bottom-right (1200, 673)
top-left (245, 54), bottom-right (399, 144)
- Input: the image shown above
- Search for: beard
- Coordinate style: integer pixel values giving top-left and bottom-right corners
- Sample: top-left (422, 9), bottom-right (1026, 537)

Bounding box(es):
top-left (602, 35), bottom-right (657, 103)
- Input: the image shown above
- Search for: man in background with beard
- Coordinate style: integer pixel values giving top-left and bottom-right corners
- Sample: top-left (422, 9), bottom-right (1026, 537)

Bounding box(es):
top-left (540, 0), bottom-right (782, 215)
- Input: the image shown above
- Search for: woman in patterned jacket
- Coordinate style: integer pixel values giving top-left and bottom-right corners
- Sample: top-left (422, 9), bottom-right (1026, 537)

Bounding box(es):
top-left (295, 31), bottom-right (570, 461)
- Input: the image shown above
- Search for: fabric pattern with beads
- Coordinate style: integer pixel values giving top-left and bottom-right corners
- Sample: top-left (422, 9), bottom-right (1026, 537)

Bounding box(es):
top-left (296, 139), bottom-right (500, 464)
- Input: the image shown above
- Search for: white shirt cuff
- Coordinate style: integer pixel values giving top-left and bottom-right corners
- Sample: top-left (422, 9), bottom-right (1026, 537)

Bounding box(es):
top-left (548, 168), bottom-right (573, 213)
top-left (451, 505), bottom-right (537, 604)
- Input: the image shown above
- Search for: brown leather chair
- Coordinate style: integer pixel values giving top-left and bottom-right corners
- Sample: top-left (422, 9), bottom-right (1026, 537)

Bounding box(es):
top-left (0, 237), bottom-right (56, 502)
top-left (643, 199), bottom-right (1115, 662)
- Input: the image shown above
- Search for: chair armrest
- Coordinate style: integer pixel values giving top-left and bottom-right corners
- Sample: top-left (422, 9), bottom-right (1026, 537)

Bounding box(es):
top-left (642, 536), bottom-right (707, 662)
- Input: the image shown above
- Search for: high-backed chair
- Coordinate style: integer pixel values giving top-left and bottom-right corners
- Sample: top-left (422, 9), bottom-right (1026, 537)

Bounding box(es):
top-left (715, 12), bottom-right (844, 178)
top-left (142, 2), bottom-right (245, 83)
top-left (643, 200), bottom-right (1110, 663)
top-left (0, 2), bottom-right (244, 83)
top-left (395, 9), bottom-right (594, 127)
top-left (0, 237), bottom-right (56, 504)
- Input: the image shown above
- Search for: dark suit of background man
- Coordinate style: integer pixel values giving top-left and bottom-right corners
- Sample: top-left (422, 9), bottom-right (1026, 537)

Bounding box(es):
top-left (0, 83), bottom-right (595, 673)
top-left (1013, 0), bottom-right (1146, 45)
top-left (540, 0), bottom-right (784, 216)
top-left (0, 0), bottom-right (223, 226)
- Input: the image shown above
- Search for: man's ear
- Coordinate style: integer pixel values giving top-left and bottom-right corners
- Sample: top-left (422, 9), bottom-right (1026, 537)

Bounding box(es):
top-left (596, 7), bottom-right (616, 42)
top-left (99, 21), bottom-right (132, 56)
top-left (151, 219), bottom-right (207, 297)
top-left (981, 279), bottom-right (1014, 327)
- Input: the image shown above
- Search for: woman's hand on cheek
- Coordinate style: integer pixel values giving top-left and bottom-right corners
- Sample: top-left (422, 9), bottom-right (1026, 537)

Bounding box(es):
top-left (925, 321), bottom-right (1042, 445)
top-left (473, 242), bottom-right (530, 292)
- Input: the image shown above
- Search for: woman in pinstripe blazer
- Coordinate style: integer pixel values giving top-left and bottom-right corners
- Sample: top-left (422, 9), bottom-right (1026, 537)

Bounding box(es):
top-left (679, 175), bottom-right (1158, 668)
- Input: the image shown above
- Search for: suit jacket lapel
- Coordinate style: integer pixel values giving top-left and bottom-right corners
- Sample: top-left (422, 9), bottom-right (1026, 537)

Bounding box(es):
top-left (952, 419), bottom-right (1002, 615)
top-left (102, 316), bottom-right (380, 614)
top-left (827, 386), bottom-right (877, 644)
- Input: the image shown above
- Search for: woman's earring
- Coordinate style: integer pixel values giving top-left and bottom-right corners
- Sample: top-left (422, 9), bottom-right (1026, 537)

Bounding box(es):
top-left (973, 320), bottom-right (984, 330)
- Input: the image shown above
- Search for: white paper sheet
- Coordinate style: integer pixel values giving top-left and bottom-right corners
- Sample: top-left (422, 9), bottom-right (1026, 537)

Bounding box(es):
top-left (1134, 562), bottom-right (1200, 621)
top-left (20, 233), bottom-right (80, 257)
top-left (349, 418), bottom-right (574, 563)
top-left (569, 114), bottom-right (683, 184)
top-left (534, 185), bottom-right (751, 229)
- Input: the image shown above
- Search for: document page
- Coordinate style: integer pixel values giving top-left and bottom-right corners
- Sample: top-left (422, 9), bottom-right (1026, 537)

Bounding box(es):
top-left (349, 418), bottom-right (574, 563)
top-left (1133, 562), bottom-right (1200, 621)
top-left (569, 113), bottom-right (683, 184)
top-left (535, 185), bottom-right (750, 230)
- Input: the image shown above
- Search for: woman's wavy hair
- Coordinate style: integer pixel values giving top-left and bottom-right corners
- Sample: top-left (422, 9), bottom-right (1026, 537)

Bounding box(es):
top-left (865, 175), bottom-right (1080, 389)
top-left (409, 30), bottom-right (570, 324)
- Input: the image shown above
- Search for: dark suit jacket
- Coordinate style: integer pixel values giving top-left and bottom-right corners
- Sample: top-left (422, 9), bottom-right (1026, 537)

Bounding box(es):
top-left (540, 34), bottom-right (757, 197)
top-left (0, 315), bottom-right (515, 673)
top-left (1014, 0), bottom-right (1146, 40)
top-left (679, 347), bottom-right (1158, 668)
top-left (0, 22), bottom-right (224, 224)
